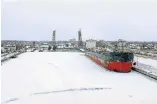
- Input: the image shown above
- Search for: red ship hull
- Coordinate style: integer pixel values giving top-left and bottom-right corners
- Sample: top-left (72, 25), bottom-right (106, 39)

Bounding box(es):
top-left (86, 52), bottom-right (132, 73)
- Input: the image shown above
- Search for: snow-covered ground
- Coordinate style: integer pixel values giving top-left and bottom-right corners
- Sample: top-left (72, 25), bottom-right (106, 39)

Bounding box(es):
top-left (134, 57), bottom-right (157, 69)
top-left (134, 56), bottom-right (157, 75)
top-left (1, 52), bottom-right (157, 104)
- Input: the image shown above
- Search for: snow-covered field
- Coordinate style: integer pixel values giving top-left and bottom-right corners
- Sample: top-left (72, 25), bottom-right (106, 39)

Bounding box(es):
top-left (1, 52), bottom-right (157, 104)
top-left (134, 56), bottom-right (157, 74)
top-left (135, 57), bottom-right (157, 69)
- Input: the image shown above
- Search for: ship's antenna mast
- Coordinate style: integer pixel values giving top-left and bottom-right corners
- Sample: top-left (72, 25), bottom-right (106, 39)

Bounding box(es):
top-left (118, 39), bottom-right (134, 53)
top-left (118, 39), bottom-right (125, 52)
top-left (114, 43), bottom-right (118, 52)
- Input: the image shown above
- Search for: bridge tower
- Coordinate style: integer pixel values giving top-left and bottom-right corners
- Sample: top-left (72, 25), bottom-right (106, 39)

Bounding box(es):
top-left (52, 30), bottom-right (56, 45)
top-left (52, 30), bottom-right (57, 51)
top-left (78, 29), bottom-right (83, 48)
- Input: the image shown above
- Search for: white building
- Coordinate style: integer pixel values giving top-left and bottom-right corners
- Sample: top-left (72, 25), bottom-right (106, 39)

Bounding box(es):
top-left (40, 43), bottom-right (49, 50)
top-left (26, 45), bottom-right (31, 49)
top-left (86, 39), bottom-right (97, 49)
top-left (3, 45), bottom-right (16, 52)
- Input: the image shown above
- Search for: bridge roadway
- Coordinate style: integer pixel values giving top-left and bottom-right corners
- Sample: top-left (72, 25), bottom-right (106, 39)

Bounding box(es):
top-left (1, 52), bottom-right (157, 104)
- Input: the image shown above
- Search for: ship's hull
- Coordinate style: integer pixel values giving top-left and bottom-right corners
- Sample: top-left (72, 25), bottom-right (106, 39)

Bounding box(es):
top-left (86, 52), bottom-right (132, 73)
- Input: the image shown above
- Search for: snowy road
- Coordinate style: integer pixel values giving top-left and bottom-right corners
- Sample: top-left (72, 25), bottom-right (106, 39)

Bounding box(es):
top-left (1, 52), bottom-right (157, 104)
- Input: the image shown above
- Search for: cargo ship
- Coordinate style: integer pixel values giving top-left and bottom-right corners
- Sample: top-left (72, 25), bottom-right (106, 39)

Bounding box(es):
top-left (85, 40), bottom-right (134, 72)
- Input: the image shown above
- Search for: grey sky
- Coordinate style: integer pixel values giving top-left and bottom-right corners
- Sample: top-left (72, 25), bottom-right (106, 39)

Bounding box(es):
top-left (1, 0), bottom-right (157, 41)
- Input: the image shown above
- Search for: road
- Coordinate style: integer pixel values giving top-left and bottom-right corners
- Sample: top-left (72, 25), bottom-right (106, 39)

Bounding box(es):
top-left (1, 52), bottom-right (157, 104)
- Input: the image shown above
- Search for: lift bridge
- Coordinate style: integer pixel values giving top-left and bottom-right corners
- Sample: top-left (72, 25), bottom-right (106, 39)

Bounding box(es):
top-left (49, 29), bottom-right (84, 52)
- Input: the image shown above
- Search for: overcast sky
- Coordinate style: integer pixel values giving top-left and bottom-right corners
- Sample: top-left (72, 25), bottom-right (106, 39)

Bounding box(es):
top-left (1, 0), bottom-right (157, 41)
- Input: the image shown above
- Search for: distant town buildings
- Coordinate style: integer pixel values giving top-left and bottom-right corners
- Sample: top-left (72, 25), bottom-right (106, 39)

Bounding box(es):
top-left (39, 43), bottom-right (49, 50)
top-left (3, 45), bottom-right (16, 52)
top-left (1, 40), bottom-right (157, 58)
top-left (69, 38), bottom-right (76, 42)
top-left (86, 39), bottom-right (97, 49)
top-left (1, 47), bottom-right (6, 53)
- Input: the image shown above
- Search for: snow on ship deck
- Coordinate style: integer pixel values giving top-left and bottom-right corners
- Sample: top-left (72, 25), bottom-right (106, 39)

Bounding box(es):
top-left (1, 52), bottom-right (157, 104)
